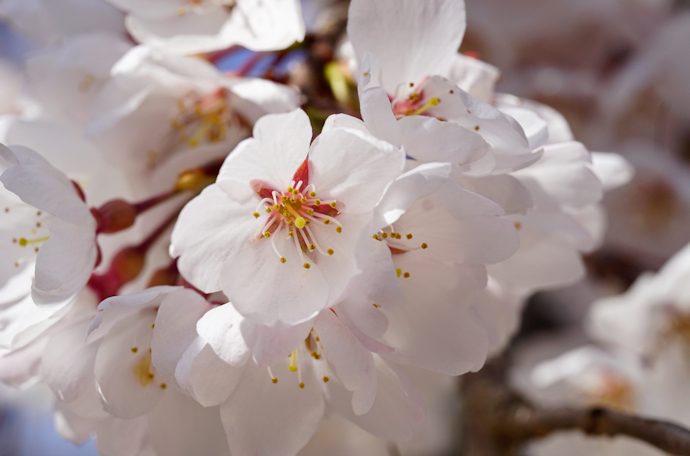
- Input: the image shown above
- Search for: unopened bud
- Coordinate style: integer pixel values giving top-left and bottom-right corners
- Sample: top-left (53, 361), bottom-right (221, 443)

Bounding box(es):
top-left (95, 199), bottom-right (137, 234)
top-left (111, 246), bottom-right (146, 284)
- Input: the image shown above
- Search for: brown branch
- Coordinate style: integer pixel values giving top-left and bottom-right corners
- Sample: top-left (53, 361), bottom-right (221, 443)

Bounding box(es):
top-left (461, 360), bottom-right (690, 456)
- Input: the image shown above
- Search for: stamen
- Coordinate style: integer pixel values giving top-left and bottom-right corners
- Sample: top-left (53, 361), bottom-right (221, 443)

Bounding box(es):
top-left (18, 236), bottom-right (49, 247)
top-left (268, 367), bottom-right (278, 384)
top-left (409, 97), bottom-right (440, 116)
top-left (288, 349), bottom-right (298, 372)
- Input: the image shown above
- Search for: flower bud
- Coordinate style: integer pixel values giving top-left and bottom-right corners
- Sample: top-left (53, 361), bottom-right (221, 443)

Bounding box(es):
top-left (95, 199), bottom-right (137, 234)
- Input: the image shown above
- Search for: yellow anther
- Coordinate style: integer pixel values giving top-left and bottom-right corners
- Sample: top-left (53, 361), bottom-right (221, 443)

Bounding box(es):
top-left (396, 233), bottom-right (402, 239)
top-left (18, 236), bottom-right (49, 247)
top-left (253, 212), bottom-right (260, 218)
top-left (306, 209), bottom-right (314, 216)
top-left (474, 125), bottom-right (480, 131)
top-left (280, 257), bottom-right (287, 263)
top-left (301, 197), bottom-right (307, 203)
top-left (266, 208), bottom-right (272, 213)
top-left (306, 220), bottom-right (311, 225)
top-left (263, 232), bottom-right (271, 238)
top-left (330, 202), bottom-right (336, 208)
top-left (304, 263), bottom-right (311, 269)
top-left (429, 97), bottom-right (440, 106)
top-left (514, 222), bottom-right (522, 230)
top-left (295, 217), bottom-right (306, 229)
top-left (373, 234), bottom-right (380, 240)
top-left (409, 93), bottom-right (419, 101)
top-left (382, 232), bottom-right (388, 239)
top-left (273, 204), bottom-right (279, 209)
top-left (421, 243), bottom-right (428, 249)
top-left (406, 233), bottom-right (413, 239)
top-left (288, 350), bottom-right (298, 372)
top-left (403, 272), bottom-right (410, 278)
top-left (131, 347), bottom-right (138, 353)
top-left (309, 244), bottom-right (316, 251)
top-left (299, 382), bottom-right (305, 389)
top-left (327, 249), bottom-right (334, 255)
top-left (292, 190), bottom-right (299, 195)
top-left (396, 268), bottom-right (402, 278)
top-left (336, 226), bottom-right (342, 233)
top-left (272, 378), bottom-right (278, 384)
top-left (311, 351), bottom-right (318, 357)
top-left (323, 220), bottom-right (330, 225)
top-left (323, 376), bottom-right (330, 383)
top-left (287, 231), bottom-right (294, 237)
top-left (315, 336), bottom-right (320, 341)
top-left (315, 199), bottom-right (321, 205)
top-left (160, 383), bottom-right (167, 389)
top-left (287, 187), bottom-right (293, 193)
top-left (309, 191), bottom-right (316, 197)
top-left (372, 303), bottom-right (380, 308)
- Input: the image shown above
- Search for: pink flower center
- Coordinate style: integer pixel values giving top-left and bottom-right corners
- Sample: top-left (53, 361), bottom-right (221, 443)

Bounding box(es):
top-left (391, 76), bottom-right (441, 119)
top-left (252, 160), bottom-right (342, 269)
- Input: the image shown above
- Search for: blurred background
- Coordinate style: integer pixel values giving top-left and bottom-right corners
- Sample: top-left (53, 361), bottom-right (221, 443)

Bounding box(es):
top-left (0, 0), bottom-right (689, 454)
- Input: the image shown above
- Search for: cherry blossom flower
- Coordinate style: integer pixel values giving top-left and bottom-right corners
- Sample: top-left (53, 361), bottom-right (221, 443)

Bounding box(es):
top-left (171, 109), bottom-right (405, 325)
top-left (105, 0), bottom-right (306, 55)
top-left (86, 44), bottom-right (300, 191)
top-left (148, 288), bottom-right (425, 456)
top-left (0, 145), bottom-right (98, 304)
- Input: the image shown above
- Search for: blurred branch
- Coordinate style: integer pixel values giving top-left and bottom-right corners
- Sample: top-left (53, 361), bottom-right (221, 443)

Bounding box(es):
top-left (461, 359), bottom-right (690, 456)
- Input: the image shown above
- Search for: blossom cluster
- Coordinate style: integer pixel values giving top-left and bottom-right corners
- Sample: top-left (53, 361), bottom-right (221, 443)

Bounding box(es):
top-left (0, 0), bottom-right (632, 454)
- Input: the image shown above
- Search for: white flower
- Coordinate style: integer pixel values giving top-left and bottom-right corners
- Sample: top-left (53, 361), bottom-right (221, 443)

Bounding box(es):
top-left (348, 0), bottom-right (539, 173)
top-left (86, 45), bottom-right (300, 190)
top-left (171, 109), bottom-right (405, 326)
top-left (339, 162), bottom-right (519, 375)
top-left (105, 0), bottom-right (306, 55)
top-left (150, 289), bottom-right (425, 456)
top-left (0, 145), bottom-right (98, 304)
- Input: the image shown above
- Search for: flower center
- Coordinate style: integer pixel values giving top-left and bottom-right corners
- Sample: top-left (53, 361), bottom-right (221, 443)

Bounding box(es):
top-left (372, 224), bottom-right (427, 279)
top-left (266, 329), bottom-right (330, 388)
top-left (391, 77), bottom-right (442, 119)
top-left (170, 88), bottom-right (237, 149)
top-left (3, 204), bottom-right (52, 270)
top-left (253, 177), bottom-right (342, 269)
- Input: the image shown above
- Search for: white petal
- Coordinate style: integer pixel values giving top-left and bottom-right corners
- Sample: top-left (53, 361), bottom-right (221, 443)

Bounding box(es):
top-left (171, 183), bottom-right (258, 293)
top-left (41, 314), bottom-right (98, 402)
top-left (185, 344), bottom-right (243, 407)
top-left (358, 86), bottom-right (400, 145)
top-left (197, 303), bottom-right (250, 367)
top-left (515, 141), bottom-right (602, 209)
top-left (309, 127), bottom-right (404, 214)
top-left (348, 0), bottom-right (466, 93)
top-left (383, 255), bottom-right (490, 375)
top-left (314, 309), bottom-right (376, 415)
top-left (590, 152), bottom-right (634, 191)
top-left (146, 390), bottom-right (230, 456)
top-left (241, 319), bottom-right (312, 367)
top-left (32, 218), bottom-right (97, 304)
top-left (0, 145), bottom-right (94, 226)
top-left (151, 288), bottom-right (210, 381)
top-left (221, 361), bottom-right (325, 456)
top-left (217, 109), bottom-right (312, 192)
top-left (94, 312), bottom-right (165, 419)
top-left (398, 115), bottom-right (490, 167)
top-left (325, 357), bottom-right (425, 441)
